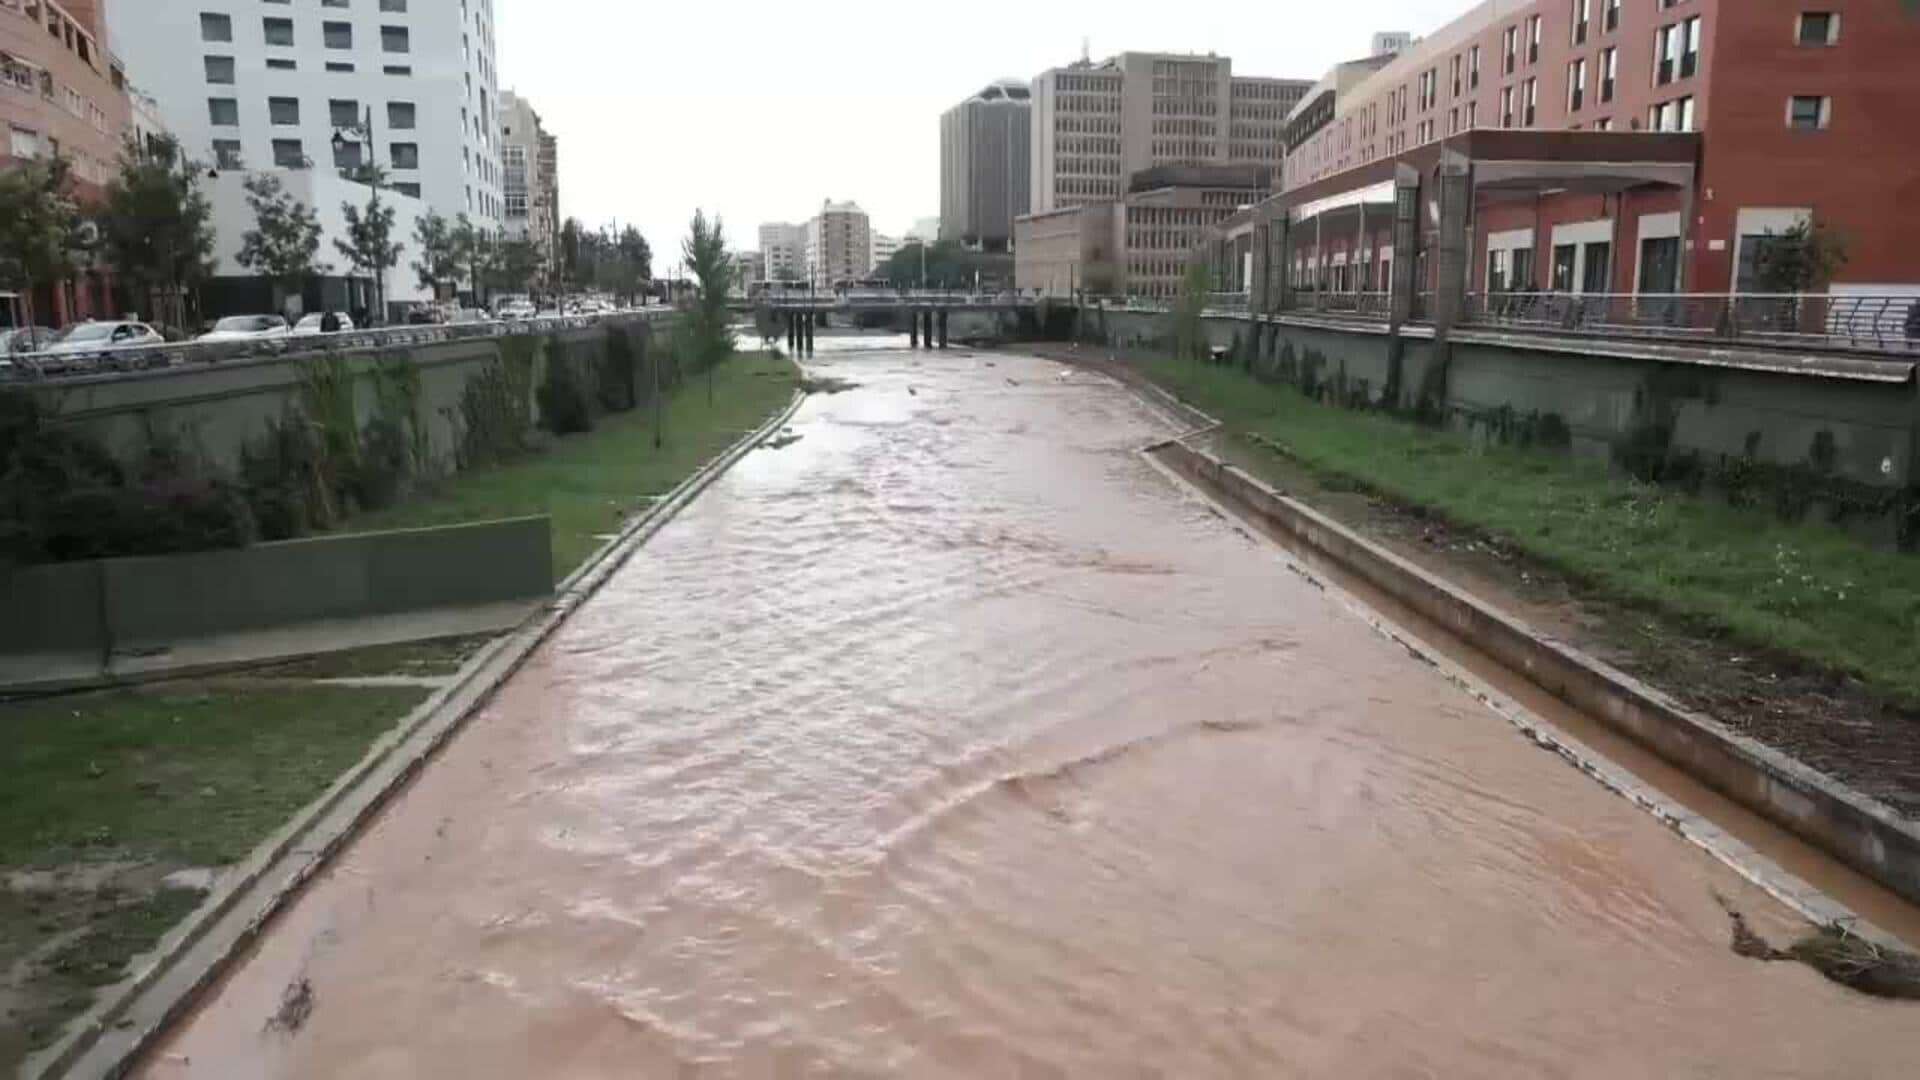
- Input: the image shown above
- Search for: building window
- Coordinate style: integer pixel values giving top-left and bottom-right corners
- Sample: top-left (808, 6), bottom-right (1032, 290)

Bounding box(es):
top-left (1601, 47), bottom-right (1617, 102)
top-left (263, 17), bottom-right (294, 46)
top-left (1503, 26), bottom-right (1517, 73)
top-left (1680, 17), bottom-right (1702, 78)
top-left (387, 101), bottom-right (416, 129)
top-left (322, 0), bottom-right (348, 6)
top-left (394, 181), bottom-right (421, 197)
top-left (1468, 45), bottom-right (1481, 89)
top-left (384, 65), bottom-right (413, 75)
top-left (1524, 78), bottom-right (1537, 125)
top-left (1797, 12), bottom-right (1838, 46)
top-left (1787, 94), bottom-right (1830, 129)
top-left (1604, 0), bottom-right (1621, 33)
top-left (208, 97), bottom-right (239, 126)
top-left (324, 21), bottom-right (352, 49)
top-left (1594, 116), bottom-right (1613, 131)
top-left (266, 58), bottom-right (296, 71)
top-left (1572, 0), bottom-right (1590, 45)
top-left (381, 25), bottom-right (410, 52)
top-left (390, 141), bottom-right (419, 169)
top-left (212, 139), bottom-right (243, 168)
top-left (10, 125), bottom-right (42, 160)
top-left (204, 56), bottom-right (235, 84)
top-left (1567, 58), bottom-right (1586, 111)
top-left (1528, 15), bottom-right (1542, 63)
top-left (330, 98), bottom-right (359, 127)
top-left (199, 13), bottom-right (232, 43)
top-left (271, 138), bottom-right (304, 167)
top-left (332, 139), bottom-right (362, 171)
top-left (1650, 96), bottom-right (1693, 132)
top-left (269, 96), bottom-right (299, 125)
top-left (326, 62), bottom-right (354, 73)
top-left (1501, 86), bottom-right (1515, 127)
top-left (381, 0), bottom-right (409, 11)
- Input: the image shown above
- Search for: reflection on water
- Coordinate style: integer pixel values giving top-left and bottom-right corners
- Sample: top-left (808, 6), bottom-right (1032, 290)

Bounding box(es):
top-left (144, 339), bottom-right (1917, 1078)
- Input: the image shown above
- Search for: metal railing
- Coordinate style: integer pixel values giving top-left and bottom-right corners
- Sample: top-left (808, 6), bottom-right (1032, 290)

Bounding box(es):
top-left (0, 309), bottom-right (668, 384)
top-left (756, 288), bottom-right (1043, 308)
top-left (1461, 292), bottom-right (1920, 354)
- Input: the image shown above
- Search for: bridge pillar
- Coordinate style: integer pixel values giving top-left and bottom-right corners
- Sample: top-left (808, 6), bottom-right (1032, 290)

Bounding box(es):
top-left (804, 312), bottom-right (815, 357)
top-left (909, 309), bottom-right (920, 348)
top-left (937, 310), bottom-right (949, 349)
top-left (923, 310), bottom-right (935, 348)
top-left (784, 313), bottom-right (795, 351)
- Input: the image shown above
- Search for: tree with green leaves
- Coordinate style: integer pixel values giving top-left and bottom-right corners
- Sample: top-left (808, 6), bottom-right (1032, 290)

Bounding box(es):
top-left (98, 135), bottom-right (216, 331)
top-left (560, 217), bottom-right (583, 298)
top-left (0, 155), bottom-right (79, 329)
top-left (487, 238), bottom-right (545, 297)
top-left (334, 182), bottom-right (402, 325)
top-left (681, 209), bottom-right (735, 404)
top-left (615, 226), bottom-right (652, 303)
top-left (451, 215), bottom-right (496, 308)
top-left (409, 210), bottom-right (459, 300)
top-left (1753, 220), bottom-right (1849, 295)
top-left (1173, 256), bottom-right (1211, 363)
top-left (235, 173), bottom-right (326, 314)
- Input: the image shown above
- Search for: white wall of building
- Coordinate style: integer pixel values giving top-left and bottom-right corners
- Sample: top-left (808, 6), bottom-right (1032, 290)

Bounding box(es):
top-left (109, 0), bottom-right (502, 234)
top-left (205, 168), bottom-right (431, 307)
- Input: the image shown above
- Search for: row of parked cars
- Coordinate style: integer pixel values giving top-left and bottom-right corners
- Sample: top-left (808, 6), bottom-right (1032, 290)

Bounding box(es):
top-left (0, 312), bottom-right (365, 378)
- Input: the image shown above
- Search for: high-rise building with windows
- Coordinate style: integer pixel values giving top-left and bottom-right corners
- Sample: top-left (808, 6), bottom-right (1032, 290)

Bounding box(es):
top-left (939, 80), bottom-right (1030, 252)
top-left (1, 0), bottom-right (133, 323)
top-left (500, 89), bottom-right (556, 274)
top-left (758, 221), bottom-right (805, 282)
top-left (1271, 1), bottom-right (1920, 299)
top-left (1029, 51), bottom-right (1311, 215)
top-left (108, 0), bottom-right (503, 231)
top-left (805, 200), bottom-right (871, 285)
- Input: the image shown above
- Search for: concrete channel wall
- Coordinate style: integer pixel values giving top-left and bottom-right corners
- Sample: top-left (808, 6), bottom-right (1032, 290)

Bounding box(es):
top-left (0, 516), bottom-right (552, 687)
top-left (1152, 437), bottom-right (1920, 908)
top-left (26, 316), bottom-right (661, 478)
top-left (1089, 307), bottom-right (1919, 494)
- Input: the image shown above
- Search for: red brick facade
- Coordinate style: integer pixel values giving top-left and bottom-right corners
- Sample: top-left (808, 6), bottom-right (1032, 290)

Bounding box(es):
top-left (1286, 0), bottom-right (1920, 297)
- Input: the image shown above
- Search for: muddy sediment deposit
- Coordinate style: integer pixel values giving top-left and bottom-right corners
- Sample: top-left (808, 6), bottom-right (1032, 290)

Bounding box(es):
top-left (144, 339), bottom-right (1918, 1077)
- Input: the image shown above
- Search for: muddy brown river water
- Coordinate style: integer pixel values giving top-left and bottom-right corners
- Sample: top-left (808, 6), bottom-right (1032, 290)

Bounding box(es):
top-left (142, 339), bottom-right (1917, 1077)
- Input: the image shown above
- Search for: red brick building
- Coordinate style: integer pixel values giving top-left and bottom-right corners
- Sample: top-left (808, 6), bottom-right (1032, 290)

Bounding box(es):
top-left (0, 0), bottom-right (132, 326)
top-left (1272, 0), bottom-right (1920, 303)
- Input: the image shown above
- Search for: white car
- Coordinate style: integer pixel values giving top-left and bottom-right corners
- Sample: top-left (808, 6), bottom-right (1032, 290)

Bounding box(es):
top-left (38, 321), bottom-right (167, 372)
top-left (290, 312), bottom-right (356, 336)
top-left (496, 300), bottom-right (537, 321)
top-left (198, 314), bottom-right (291, 343)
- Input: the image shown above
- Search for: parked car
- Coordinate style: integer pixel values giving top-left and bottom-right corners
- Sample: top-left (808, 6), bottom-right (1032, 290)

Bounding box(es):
top-left (449, 307), bottom-right (490, 324)
top-left (291, 311), bottom-right (355, 336)
top-left (37, 321), bottom-right (167, 373)
top-left (0, 327), bottom-right (59, 379)
top-left (197, 314), bottom-right (291, 343)
top-left (496, 299), bottom-right (537, 321)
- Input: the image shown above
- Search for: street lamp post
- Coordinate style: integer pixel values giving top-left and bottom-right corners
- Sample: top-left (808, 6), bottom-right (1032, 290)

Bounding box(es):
top-left (331, 106), bottom-right (379, 322)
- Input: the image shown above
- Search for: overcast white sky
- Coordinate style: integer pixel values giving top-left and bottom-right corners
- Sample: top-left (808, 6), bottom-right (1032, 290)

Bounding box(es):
top-left (496, 0), bottom-right (1466, 266)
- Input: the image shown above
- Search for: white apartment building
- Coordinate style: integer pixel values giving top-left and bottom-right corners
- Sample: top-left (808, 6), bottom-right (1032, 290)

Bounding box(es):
top-left (758, 222), bottom-right (805, 282)
top-left (108, 0), bottom-right (503, 232)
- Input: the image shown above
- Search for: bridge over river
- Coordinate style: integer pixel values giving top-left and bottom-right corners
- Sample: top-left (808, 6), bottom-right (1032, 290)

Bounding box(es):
top-left (139, 337), bottom-right (1916, 1077)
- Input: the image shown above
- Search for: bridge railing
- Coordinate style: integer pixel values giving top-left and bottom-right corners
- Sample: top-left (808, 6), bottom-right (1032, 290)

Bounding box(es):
top-left (0, 309), bottom-right (669, 385)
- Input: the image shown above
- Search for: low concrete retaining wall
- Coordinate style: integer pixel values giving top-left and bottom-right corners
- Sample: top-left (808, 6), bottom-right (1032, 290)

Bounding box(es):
top-left (1089, 307), bottom-right (1919, 492)
top-left (1, 516), bottom-right (551, 686)
top-left (1151, 437), bottom-right (1920, 907)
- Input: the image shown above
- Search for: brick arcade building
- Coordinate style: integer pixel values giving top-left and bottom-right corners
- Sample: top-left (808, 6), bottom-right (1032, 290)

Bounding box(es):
top-left (1242, 0), bottom-right (1920, 309)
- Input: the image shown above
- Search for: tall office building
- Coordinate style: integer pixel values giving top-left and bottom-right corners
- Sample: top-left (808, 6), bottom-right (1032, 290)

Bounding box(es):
top-left (109, 0), bottom-right (504, 231)
top-left (500, 90), bottom-right (557, 270)
top-left (870, 231), bottom-right (900, 273)
top-left (805, 200), bottom-right (871, 285)
top-left (758, 222), bottom-right (805, 281)
top-left (1029, 51), bottom-right (1311, 214)
top-left (939, 79), bottom-right (1030, 252)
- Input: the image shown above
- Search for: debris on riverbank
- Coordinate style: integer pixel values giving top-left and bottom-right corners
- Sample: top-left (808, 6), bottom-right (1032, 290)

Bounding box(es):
top-left (1723, 900), bottom-right (1920, 1000)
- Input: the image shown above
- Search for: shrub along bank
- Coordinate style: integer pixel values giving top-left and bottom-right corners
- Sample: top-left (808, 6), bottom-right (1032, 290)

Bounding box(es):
top-left (0, 324), bottom-right (673, 569)
top-left (1135, 355), bottom-right (1920, 708)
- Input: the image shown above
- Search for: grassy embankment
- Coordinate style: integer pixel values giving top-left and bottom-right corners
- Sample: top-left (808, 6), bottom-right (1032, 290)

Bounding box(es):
top-left (0, 349), bottom-right (798, 1068)
top-left (1135, 355), bottom-right (1920, 706)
